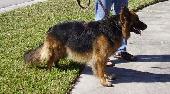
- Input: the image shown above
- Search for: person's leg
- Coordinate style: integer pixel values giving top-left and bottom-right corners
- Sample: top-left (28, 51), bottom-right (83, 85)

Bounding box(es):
top-left (95, 0), bottom-right (128, 20)
top-left (111, 0), bottom-right (137, 61)
top-left (95, 0), bottom-right (113, 21)
top-left (112, 0), bottom-right (128, 15)
top-left (110, 0), bottom-right (128, 52)
top-left (117, 38), bottom-right (127, 52)
top-left (95, 0), bottom-right (115, 66)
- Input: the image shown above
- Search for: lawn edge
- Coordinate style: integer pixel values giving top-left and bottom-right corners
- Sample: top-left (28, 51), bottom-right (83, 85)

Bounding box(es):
top-left (132, 0), bottom-right (168, 11)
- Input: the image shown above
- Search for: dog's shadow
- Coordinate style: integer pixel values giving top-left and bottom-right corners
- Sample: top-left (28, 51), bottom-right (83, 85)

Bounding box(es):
top-left (113, 54), bottom-right (170, 83)
top-left (84, 54), bottom-right (170, 83)
top-left (112, 54), bottom-right (170, 64)
top-left (34, 55), bottom-right (170, 83)
top-left (84, 66), bottom-right (170, 84)
top-left (108, 67), bottom-right (170, 84)
top-left (136, 54), bottom-right (170, 62)
top-left (31, 60), bottom-right (84, 72)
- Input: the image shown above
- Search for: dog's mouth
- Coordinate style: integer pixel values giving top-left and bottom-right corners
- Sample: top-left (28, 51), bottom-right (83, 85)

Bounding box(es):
top-left (131, 22), bottom-right (147, 34)
top-left (132, 27), bottom-right (142, 34)
top-left (130, 27), bottom-right (142, 35)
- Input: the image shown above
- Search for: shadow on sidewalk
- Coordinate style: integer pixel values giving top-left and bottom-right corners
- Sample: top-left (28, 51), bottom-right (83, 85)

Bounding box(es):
top-left (113, 55), bottom-right (170, 64)
top-left (83, 66), bottom-right (170, 84)
top-left (108, 67), bottom-right (170, 84)
top-left (82, 54), bottom-right (170, 84)
top-left (110, 54), bottom-right (170, 83)
top-left (136, 55), bottom-right (170, 62)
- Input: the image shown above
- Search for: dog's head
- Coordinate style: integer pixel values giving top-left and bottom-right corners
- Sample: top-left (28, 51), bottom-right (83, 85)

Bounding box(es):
top-left (120, 6), bottom-right (147, 39)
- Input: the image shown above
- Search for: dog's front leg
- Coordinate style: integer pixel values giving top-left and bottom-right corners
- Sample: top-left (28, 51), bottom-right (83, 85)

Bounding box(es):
top-left (92, 35), bottom-right (114, 87)
top-left (96, 59), bottom-right (113, 87)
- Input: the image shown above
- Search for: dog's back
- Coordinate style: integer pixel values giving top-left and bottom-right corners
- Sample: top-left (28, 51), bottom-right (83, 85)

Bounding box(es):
top-left (48, 21), bottom-right (86, 43)
top-left (24, 16), bottom-right (122, 65)
top-left (49, 21), bottom-right (102, 52)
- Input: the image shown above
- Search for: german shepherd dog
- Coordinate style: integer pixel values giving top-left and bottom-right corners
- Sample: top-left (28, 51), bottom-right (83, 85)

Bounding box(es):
top-left (24, 6), bottom-right (147, 87)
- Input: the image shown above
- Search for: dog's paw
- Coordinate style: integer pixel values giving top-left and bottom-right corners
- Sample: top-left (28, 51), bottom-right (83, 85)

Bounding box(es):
top-left (108, 74), bottom-right (117, 80)
top-left (103, 80), bottom-right (113, 87)
top-left (100, 78), bottom-right (113, 87)
top-left (104, 74), bottom-right (117, 81)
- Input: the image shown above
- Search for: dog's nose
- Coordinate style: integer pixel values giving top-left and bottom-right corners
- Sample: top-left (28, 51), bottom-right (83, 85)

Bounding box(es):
top-left (143, 23), bottom-right (147, 30)
top-left (140, 22), bottom-right (147, 30)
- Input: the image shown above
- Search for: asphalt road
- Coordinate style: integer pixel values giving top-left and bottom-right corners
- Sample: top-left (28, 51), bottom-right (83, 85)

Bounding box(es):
top-left (71, 1), bottom-right (170, 94)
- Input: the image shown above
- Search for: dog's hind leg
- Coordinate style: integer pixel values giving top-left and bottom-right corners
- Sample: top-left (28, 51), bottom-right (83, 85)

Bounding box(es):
top-left (45, 34), bottom-right (66, 70)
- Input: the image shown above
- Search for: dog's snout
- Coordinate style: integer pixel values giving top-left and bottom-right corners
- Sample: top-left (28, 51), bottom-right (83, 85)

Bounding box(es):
top-left (143, 23), bottom-right (147, 30)
top-left (142, 23), bottom-right (147, 30)
top-left (138, 21), bottom-right (147, 30)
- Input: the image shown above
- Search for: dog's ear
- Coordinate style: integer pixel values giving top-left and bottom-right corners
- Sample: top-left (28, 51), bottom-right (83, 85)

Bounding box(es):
top-left (120, 6), bottom-right (131, 21)
top-left (120, 6), bottom-right (131, 39)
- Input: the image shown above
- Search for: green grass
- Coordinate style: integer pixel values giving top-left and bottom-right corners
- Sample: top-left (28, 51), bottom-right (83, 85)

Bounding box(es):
top-left (0, 0), bottom-right (167, 93)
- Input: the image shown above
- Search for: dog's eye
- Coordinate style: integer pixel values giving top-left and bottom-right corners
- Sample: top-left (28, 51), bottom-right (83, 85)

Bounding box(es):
top-left (133, 17), bottom-right (139, 24)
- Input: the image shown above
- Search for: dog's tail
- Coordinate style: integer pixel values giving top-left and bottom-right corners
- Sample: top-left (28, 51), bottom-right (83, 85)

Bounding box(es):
top-left (24, 41), bottom-right (50, 64)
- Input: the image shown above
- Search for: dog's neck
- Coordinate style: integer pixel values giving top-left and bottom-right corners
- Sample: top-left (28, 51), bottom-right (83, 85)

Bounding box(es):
top-left (97, 15), bottom-right (122, 46)
top-left (99, 14), bottom-right (122, 37)
top-left (105, 14), bottom-right (121, 29)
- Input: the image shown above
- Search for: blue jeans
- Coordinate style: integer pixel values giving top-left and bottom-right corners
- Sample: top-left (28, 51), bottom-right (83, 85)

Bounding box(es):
top-left (95, 0), bottom-right (128, 53)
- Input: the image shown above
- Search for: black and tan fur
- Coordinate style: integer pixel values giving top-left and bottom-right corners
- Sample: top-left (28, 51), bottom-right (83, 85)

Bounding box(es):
top-left (24, 7), bottom-right (147, 87)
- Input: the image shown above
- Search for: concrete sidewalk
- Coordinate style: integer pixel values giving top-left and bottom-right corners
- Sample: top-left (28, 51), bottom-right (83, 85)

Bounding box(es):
top-left (0, 0), bottom-right (46, 13)
top-left (71, 1), bottom-right (170, 94)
